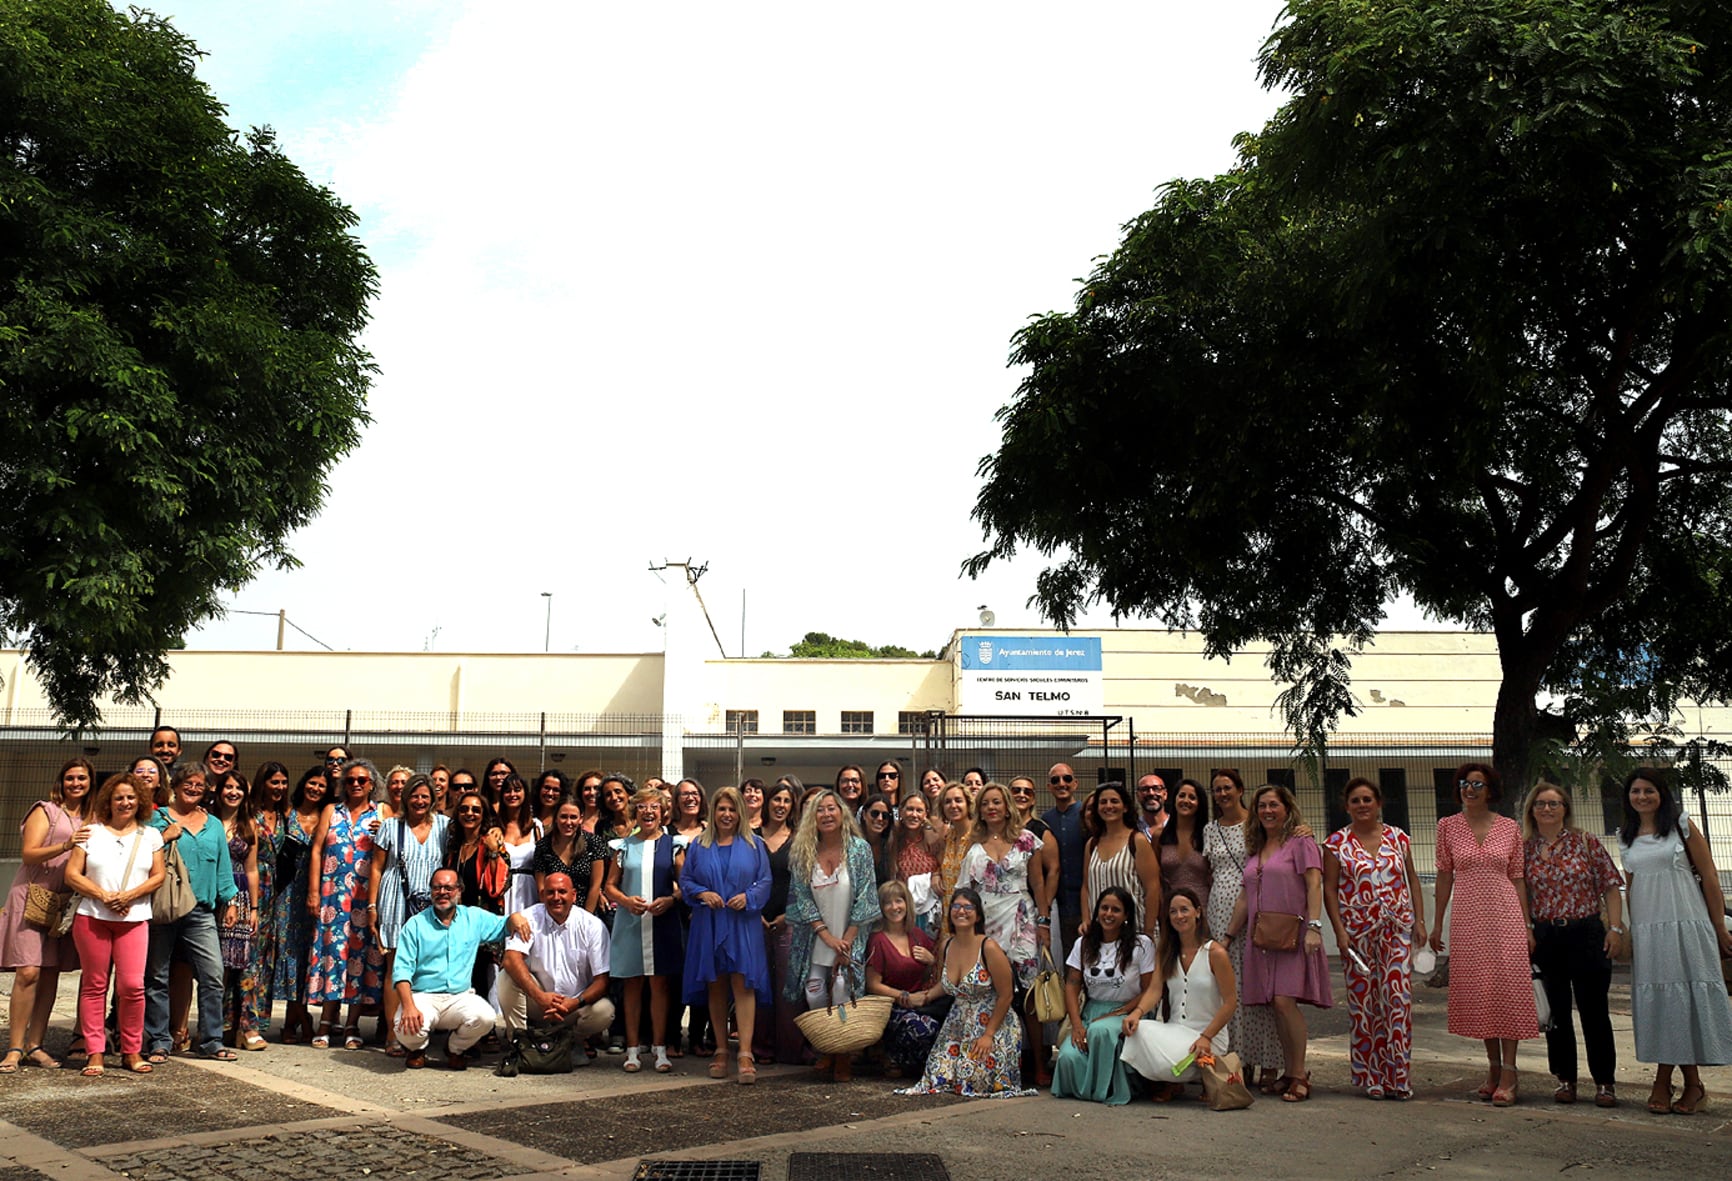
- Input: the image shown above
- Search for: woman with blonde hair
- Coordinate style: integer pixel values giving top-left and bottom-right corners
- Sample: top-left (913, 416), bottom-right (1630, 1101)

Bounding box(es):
top-left (932, 783), bottom-right (974, 917)
top-left (680, 785), bottom-right (772, 1082)
top-left (1521, 781), bottom-right (1621, 1107)
top-left (604, 786), bottom-right (685, 1073)
top-left (958, 783), bottom-right (1040, 988)
top-left (785, 788), bottom-right (881, 1079)
top-left (1226, 783), bottom-right (1332, 1102)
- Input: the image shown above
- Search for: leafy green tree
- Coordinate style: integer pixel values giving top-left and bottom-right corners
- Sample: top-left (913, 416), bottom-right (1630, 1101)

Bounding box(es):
top-left (967, 0), bottom-right (1732, 785)
top-left (773, 632), bottom-right (939, 659)
top-left (0, 0), bottom-right (377, 726)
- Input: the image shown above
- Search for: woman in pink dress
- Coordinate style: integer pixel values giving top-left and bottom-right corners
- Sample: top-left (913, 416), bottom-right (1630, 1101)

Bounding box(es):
top-left (1225, 783), bottom-right (1332, 1102)
top-left (1428, 762), bottom-right (1539, 1107)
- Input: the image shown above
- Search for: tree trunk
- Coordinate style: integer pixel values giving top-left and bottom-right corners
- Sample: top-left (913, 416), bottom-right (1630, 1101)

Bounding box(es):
top-left (1491, 644), bottom-right (1551, 805)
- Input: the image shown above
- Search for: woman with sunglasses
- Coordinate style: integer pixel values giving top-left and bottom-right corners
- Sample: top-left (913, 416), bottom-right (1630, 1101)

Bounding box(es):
top-left (859, 792), bottom-right (896, 885)
top-left (1521, 782), bottom-right (1621, 1108)
top-left (1052, 886), bottom-right (1154, 1104)
top-left (897, 887), bottom-right (1034, 1098)
top-left (129, 755), bottom-right (171, 812)
top-left (888, 793), bottom-right (945, 936)
top-left (306, 758), bottom-right (387, 1050)
top-left (873, 762), bottom-right (903, 807)
top-left (668, 778), bottom-right (711, 1057)
top-left (1428, 762), bottom-right (1539, 1107)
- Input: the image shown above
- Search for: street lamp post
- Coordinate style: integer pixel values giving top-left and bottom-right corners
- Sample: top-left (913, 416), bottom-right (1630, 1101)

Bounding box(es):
top-left (541, 592), bottom-right (552, 653)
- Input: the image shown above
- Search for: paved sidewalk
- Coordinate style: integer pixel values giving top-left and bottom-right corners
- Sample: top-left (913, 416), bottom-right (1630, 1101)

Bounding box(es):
top-left (2, 964), bottom-right (1728, 1180)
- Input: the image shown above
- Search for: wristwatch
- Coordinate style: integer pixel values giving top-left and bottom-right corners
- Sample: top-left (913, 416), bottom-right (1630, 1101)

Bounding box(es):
top-left (1306, 919), bottom-right (1323, 930)
top-left (1609, 925), bottom-right (1625, 935)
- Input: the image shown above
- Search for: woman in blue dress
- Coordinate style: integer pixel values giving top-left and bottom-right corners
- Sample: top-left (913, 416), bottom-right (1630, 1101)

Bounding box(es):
top-left (604, 786), bottom-right (685, 1074)
top-left (681, 785), bottom-right (772, 1084)
top-left (366, 774), bottom-right (450, 1056)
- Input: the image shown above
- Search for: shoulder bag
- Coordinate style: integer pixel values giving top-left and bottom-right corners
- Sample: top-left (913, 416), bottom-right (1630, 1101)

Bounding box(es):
top-left (152, 834), bottom-right (197, 925)
top-left (1026, 945), bottom-right (1066, 1024)
top-left (1250, 853), bottom-right (1301, 952)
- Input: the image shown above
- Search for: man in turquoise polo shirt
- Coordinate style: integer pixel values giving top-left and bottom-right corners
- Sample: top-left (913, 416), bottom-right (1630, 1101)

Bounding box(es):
top-left (394, 869), bottom-right (528, 1070)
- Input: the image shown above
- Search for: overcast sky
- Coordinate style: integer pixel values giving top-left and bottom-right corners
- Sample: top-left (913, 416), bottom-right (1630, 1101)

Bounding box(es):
top-left (144, 2), bottom-right (1430, 657)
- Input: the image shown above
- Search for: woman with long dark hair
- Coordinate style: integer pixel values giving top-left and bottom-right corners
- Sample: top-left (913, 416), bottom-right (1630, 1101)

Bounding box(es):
top-left (1, 757), bottom-right (94, 1071)
top-left (753, 777), bottom-right (802, 1064)
top-left (244, 761), bottom-right (292, 1046)
top-left (210, 771), bottom-right (260, 1050)
top-left (1620, 769), bottom-right (1732, 1114)
top-left (274, 766), bottom-right (327, 1044)
top-left (534, 798), bottom-right (608, 912)
top-left (1052, 885), bottom-right (1154, 1104)
top-left (1082, 782), bottom-right (1162, 942)
top-left (1159, 779), bottom-right (1211, 915)
top-left (305, 758), bottom-right (386, 1050)
top-left (1122, 886), bottom-right (1237, 1098)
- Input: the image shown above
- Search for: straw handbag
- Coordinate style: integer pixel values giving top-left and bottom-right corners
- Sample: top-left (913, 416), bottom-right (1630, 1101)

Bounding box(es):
top-left (794, 964), bottom-right (892, 1055)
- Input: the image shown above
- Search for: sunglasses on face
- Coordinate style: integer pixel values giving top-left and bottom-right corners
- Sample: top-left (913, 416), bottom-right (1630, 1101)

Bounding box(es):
top-left (865, 809), bottom-right (889, 820)
top-left (1050, 774), bottom-right (1074, 785)
top-left (1458, 779), bottom-right (1488, 791)
top-left (344, 776), bottom-right (371, 786)
top-left (209, 751), bottom-right (235, 762)
top-left (878, 771), bottom-right (899, 779)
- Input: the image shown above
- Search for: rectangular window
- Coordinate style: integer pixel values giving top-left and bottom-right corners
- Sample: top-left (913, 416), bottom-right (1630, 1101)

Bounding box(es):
top-left (897, 711), bottom-right (925, 736)
top-left (1323, 767), bottom-right (1351, 835)
top-left (1433, 767), bottom-right (1458, 821)
top-left (840, 710), bottom-right (874, 735)
top-left (781, 710), bottom-right (815, 735)
top-left (724, 709), bottom-right (758, 735)
top-left (1378, 768), bottom-right (1410, 832)
top-left (1264, 768), bottom-right (1297, 791)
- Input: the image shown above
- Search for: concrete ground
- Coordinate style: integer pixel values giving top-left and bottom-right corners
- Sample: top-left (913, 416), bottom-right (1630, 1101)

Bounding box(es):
top-left (2, 964), bottom-right (1728, 1181)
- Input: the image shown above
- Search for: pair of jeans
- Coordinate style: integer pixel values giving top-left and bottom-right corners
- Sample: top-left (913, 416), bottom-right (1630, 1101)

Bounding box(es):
top-left (145, 904), bottom-right (225, 1055)
top-left (1532, 916), bottom-right (1616, 1086)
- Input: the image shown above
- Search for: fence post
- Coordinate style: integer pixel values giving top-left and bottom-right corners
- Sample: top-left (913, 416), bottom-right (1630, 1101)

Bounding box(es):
top-left (344, 709), bottom-right (352, 748)
top-left (539, 711), bottom-right (547, 771)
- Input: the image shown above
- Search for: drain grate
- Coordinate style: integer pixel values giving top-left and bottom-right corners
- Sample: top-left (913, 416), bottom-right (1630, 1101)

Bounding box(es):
top-left (788, 1154), bottom-right (950, 1181)
top-left (633, 1162), bottom-right (762, 1181)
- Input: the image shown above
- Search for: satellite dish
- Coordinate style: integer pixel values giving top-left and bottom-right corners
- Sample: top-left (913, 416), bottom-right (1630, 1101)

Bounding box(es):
top-left (978, 608), bottom-right (996, 627)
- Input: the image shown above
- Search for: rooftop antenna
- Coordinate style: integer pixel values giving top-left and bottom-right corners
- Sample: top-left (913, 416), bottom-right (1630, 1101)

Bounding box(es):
top-left (648, 559), bottom-right (729, 658)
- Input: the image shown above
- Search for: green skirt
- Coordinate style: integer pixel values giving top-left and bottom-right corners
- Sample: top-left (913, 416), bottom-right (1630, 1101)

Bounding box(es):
top-left (1051, 997), bottom-right (1132, 1105)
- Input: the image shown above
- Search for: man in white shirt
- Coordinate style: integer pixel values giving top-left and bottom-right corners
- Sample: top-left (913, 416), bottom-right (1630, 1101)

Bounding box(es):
top-left (498, 872), bottom-right (613, 1053)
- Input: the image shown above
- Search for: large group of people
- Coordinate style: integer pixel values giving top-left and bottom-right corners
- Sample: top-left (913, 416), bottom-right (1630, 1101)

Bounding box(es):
top-left (4, 734), bottom-right (1730, 1114)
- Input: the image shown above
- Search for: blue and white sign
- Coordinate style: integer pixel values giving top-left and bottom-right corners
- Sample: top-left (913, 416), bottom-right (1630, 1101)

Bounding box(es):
top-left (958, 635), bottom-right (1103, 716)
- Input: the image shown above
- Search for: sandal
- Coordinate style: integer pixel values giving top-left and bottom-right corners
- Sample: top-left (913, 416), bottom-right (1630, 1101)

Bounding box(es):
top-left (171, 1030), bottom-right (191, 1056)
top-left (1282, 1072), bottom-right (1312, 1103)
top-left (81, 1058), bottom-right (105, 1077)
top-left (0, 1048), bottom-right (22, 1074)
top-left (736, 1051), bottom-right (756, 1086)
top-left (1554, 1079), bottom-right (1577, 1104)
top-left (311, 1023), bottom-right (334, 1050)
top-left (385, 1042), bottom-right (408, 1059)
top-left (1491, 1067), bottom-right (1519, 1108)
top-left (623, 1046), bottom-right (642, 1073)
top-left (652, 1045), bottom-right (672, 1073)
top-left (241, 1030), bottom-right (269, 1052)
top-left (198, 1048), bottom-right (239, 1062)
top-left (709, 1051), bottom-right (729, 1079)
top-left (122, 1055), bottom-right (154, 1075)
top-left (24, 1045), bottom-right (61, 1069)
top-left (343, 1027), bottom-right (364, 1051)
top-left (1672, 1083), bottom-right (1708, 1115)
top-left (1647, 1081), bottom-right (1673, 1114)
top-left (145, 1050), bottom-right (170, 1066)
top-left (1260, 1074), bottom-right (1293, 1096)
top-left (1595, 1084), bottom-right (1618, 1108)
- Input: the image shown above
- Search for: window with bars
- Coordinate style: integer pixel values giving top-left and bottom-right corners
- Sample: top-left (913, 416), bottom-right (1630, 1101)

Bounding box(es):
top-left (840, 710), bottom-right (874, 734)
top-left (724, 709), bottom-right (759, 735)
top-left (897, 711), bottom-right (925, 735)
top-left (782, 710), bottom-right (815, 735)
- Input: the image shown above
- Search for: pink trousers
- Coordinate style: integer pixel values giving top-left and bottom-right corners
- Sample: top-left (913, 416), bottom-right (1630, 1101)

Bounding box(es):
top-left (72, 914), bottom-right (148, 1055)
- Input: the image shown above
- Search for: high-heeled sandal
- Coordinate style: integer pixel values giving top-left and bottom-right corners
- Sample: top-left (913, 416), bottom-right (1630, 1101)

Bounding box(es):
top-left (310, 1022), bottom-right (334, 1049)
top-left (1646, 1081), bottom-right (1673, 1114)
top-left (1491, 1066), bottom-right (1519, 1107)
top-left (709, 1051), bottom-right (729, 1079)
top-left (171, 1030), bottom-right (191, 1056)
top-left (1672, 1083), bottom-right (1708, 1115)
top-left (1260, 1073), bottom-right (1294, 1096)
top-left (736, 1051), bottom-right (756, 1085)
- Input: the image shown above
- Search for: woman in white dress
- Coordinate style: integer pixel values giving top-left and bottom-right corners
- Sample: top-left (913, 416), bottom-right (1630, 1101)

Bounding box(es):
top-left (1122, 886), bottom-right (1237, 1100)
top-left (497, 775), bottom-right (543, 916)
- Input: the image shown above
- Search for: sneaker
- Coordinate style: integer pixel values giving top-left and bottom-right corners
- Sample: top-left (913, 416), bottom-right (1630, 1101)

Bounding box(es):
top-left (607, 1035), bottom-right (625, 1055)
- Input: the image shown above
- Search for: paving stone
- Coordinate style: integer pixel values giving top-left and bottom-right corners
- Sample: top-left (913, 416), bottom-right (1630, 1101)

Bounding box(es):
top-left (101, 1125), bottom-right (519, 1181)
top-left (435, 1074), bottom-right (965, 1165)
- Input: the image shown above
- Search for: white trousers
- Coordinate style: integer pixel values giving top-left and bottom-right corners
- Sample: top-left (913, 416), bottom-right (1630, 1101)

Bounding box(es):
top-left (395, 989), bottom-right (496, 1053)
top-left (497, 974), bottom-right (616, 1037)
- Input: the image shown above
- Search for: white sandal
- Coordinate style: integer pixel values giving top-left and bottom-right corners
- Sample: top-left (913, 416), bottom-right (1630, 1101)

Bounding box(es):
top-left (622, 1045), bottom-right (642, 1073)
top-left (653, 1045), bottom-right (672, 1073)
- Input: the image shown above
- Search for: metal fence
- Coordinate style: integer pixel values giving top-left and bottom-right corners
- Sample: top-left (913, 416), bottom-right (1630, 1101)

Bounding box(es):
top-left (3, 709), bottom-right (1729, 872)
